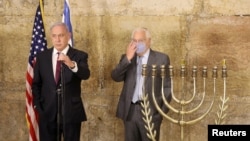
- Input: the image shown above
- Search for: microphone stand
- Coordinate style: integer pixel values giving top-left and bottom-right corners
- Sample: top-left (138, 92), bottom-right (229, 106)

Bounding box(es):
top-left (57, 86), bottom-right (61, 141)
top-left (61, 62), bottom-right (66, 141)
top-left (57, 62), bottom-right (65, 141)
top-left (62, 62), bottom-right (66, 141)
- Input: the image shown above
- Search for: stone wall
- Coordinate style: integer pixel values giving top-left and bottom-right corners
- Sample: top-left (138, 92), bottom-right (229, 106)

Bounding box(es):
top-left (1, 0), bottom-right (250, 141)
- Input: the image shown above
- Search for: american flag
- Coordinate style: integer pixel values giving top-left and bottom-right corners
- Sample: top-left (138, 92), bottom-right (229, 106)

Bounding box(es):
top-left (62, 0), bottom-right (73, 47)
top-left (25, 1), bottom-right (47, 141)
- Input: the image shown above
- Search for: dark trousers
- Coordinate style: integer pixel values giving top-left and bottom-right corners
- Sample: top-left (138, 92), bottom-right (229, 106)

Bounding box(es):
top-left (124, 103), bottom-right (161, 141)
top-left (39, 120), bottom-right (81, 141)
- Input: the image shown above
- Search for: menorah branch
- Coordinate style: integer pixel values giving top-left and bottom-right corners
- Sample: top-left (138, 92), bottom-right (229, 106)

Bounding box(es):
top-left (141, 61), bottom-right (228, 141)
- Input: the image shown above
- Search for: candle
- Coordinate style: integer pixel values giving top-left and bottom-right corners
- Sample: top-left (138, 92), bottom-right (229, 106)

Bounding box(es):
top-left (212, 66), bottom-right (218, 78)
top-left (192, 66), bottom-right (197, 78)
top-left (169, 65), bottom-right (174, 78)
top-left (202, 66), bottom-right (207, 78)
top-left (221, 59), bottom-right (227, 78)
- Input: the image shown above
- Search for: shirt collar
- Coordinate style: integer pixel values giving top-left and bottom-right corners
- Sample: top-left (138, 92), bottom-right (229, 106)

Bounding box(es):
top-left (53, 45), bottom-right (70, 55)
top-left (138, 49), bottom-right (150, 59)
top-left (143, 49), bottom-right (150, 59)
top-left (137, 49), bottom-right (150, 64)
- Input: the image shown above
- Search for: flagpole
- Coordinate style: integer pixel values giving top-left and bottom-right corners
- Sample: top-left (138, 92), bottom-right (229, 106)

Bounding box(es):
top-left (39, 0), bottom-right (46, 30)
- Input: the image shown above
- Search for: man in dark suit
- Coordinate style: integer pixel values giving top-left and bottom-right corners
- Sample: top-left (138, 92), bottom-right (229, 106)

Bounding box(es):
top-left (32, 22), bottom-right (90, 141)
top-left (111, 27), bottom-right (172, 141)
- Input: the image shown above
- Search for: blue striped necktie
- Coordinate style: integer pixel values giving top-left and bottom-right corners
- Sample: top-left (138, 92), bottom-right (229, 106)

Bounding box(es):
top-left (132, 56), bottom-right (143, 103)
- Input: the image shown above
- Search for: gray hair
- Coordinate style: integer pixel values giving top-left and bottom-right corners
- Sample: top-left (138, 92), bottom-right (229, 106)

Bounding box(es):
top-left (50, 22), bottom-right (69, 32)
top-left (131, 27), bottom-right (151, 39)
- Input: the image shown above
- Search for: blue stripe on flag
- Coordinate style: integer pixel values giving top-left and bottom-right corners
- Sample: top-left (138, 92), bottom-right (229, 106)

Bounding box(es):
top-left (63, 0), bottom-right (73, 46)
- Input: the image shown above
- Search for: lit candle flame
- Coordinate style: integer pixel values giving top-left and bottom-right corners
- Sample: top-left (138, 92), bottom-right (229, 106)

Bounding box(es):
top-left (222, 59), bottom-right (226, 67)
top-left (181, 59), bottom-right (185, 66)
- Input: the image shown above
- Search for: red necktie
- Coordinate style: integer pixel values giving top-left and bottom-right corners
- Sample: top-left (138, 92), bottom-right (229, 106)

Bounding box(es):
top-left (55, 52), bottom-right (61, 84)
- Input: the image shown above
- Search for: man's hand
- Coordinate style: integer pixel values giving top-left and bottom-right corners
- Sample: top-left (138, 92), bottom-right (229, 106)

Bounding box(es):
top-left (126, 41), bottom-right (136, 61)
top-left (58, 53), bottom-right (75, 68)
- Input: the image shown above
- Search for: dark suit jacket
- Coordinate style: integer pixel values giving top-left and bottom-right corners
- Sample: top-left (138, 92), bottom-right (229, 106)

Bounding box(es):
top-left (32, 47), bottom-right (90, 124)
top-left (111, 49), bottom-right (172, 122)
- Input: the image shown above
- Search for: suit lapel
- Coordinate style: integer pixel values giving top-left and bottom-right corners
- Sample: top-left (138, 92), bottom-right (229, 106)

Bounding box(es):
top-left (63, 47), bottom-right (76, 83)
top-left (66, 46), bottom-right (75, 58)
top-left (131, 56), bottom-right (137, 84)
top-left (46, 48), bottom-right (56, 85)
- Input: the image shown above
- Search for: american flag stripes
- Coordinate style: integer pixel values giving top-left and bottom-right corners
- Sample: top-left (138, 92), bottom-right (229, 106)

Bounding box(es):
top-left (62, 0), bottom-right (73, 47)
top-left (25, 0), bottom-right (47, 141)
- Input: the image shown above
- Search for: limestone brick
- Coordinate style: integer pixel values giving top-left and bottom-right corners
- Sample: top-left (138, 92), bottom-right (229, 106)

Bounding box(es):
top-left (1, 0), bottom-right (250, 141)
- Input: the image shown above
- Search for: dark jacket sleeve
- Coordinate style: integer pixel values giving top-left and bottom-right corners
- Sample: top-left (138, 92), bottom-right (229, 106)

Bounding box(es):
top-left (31, 54), bottom-right (43, 113)
top-left (111, 54), bottom-right (132, 82)
top-left (73, 50), bottom-right (90, 80)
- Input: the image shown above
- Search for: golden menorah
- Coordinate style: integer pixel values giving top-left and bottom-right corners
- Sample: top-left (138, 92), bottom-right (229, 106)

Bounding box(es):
top-left (140, 60), bottom-right (228, 141)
